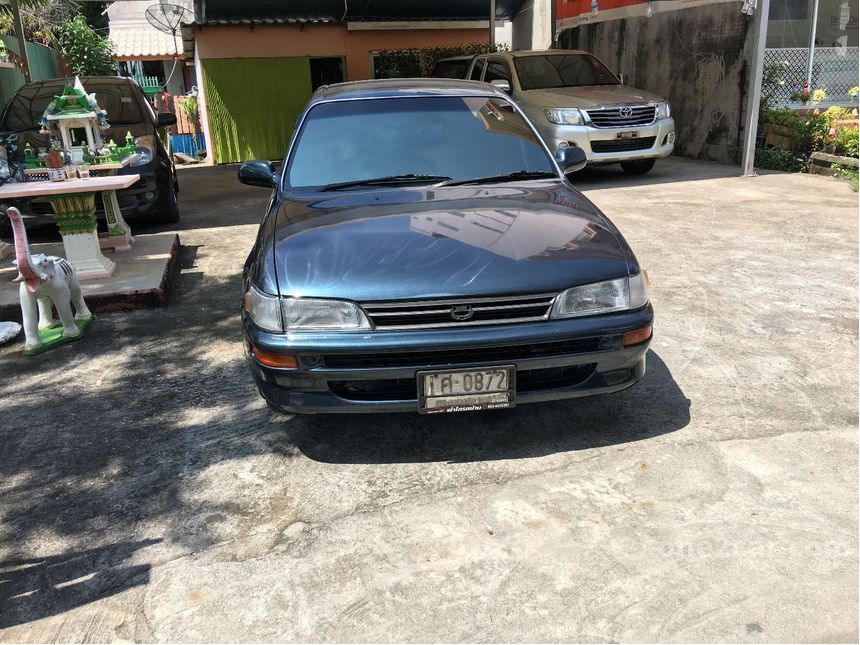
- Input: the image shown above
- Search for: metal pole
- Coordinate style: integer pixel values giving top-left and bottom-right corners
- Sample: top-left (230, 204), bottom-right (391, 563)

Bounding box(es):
top-left (741, 0), bottom-right (771, 176)
top-left (805, 0), bottom-right (820, 90)
top-left (10, 0), bottom-right (31, 83)
top-left (490, 0), bottom-right (496, 47)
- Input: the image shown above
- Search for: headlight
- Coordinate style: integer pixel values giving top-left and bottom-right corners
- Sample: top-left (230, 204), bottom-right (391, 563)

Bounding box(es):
top-left (281, 298), bottom-right (371, 331)
top-left (130, 135), bottom-right (155, 166)
top-left (655, 102), bottom-right (671, 119)
top-left (550, 273), bottom-right (648, 319)
top-left (543, 107), bottom-right (584, 125)
top-left (244, 284), bottom-right (283, 332)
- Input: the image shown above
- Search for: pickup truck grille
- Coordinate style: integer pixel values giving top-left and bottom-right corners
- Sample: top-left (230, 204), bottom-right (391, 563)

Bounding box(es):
top-left (362, 293), bottom-right (556, 330)
top-left (591, 136), bottom-right (657, 153)
top-left (586, 105), bottom-right (656, 128)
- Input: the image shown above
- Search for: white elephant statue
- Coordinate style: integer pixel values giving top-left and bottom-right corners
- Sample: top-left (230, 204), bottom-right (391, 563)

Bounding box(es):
top-left (7, 207), bottom-right (92, 350)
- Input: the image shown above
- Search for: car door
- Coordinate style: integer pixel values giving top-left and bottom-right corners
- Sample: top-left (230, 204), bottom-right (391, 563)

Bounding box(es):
top-left (482, 57), bottom-right (514, 88)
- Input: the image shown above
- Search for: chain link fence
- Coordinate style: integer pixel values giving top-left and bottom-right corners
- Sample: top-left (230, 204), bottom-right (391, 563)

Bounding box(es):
top-left (763, 47), bottom-right (859, 108)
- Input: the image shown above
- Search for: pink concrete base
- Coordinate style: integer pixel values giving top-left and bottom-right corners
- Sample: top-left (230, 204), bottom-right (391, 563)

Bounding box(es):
top-left (99, 233), bottom-right (136, 252)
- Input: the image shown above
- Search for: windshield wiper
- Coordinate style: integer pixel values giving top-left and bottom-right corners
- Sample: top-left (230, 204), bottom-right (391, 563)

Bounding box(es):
top-left (441, 170), bottom-right (557, 187)
top-left (319, 174), bottom-right (452, 192)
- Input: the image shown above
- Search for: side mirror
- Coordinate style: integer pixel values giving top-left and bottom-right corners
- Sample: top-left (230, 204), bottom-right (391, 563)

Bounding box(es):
top-left (490, 79), bottom-right (511, 94)
top-left (157, 112), bottom-right (177, 127)
top-left (555, 145), bottom-right (587, 175)
top-left (617, 73), bottom-right (626, 85)
top-left (238, 160), bottom-right (276, 188)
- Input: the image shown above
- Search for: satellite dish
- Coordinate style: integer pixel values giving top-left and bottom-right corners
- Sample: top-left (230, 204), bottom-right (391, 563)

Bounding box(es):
top-left (145, 3), bottom-right (194, 56)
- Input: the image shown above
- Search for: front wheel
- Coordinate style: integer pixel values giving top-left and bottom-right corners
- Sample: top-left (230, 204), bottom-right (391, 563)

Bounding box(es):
top-left (152, 177), bottom-right (180, 224)
top-left (620, 159), bottom-right (656, 175)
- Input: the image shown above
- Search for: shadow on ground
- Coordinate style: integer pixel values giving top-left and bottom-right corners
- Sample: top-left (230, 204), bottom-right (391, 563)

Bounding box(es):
top-left (0, 539), bottom-right (159, 629)
top-left (283, 351), bottom-right (689, 464)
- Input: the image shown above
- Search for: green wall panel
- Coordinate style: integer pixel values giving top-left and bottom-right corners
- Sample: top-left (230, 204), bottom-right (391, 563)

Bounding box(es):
top-left (202, 57), bottom-right (312, 164)
top-left (0, 36), bottom-right (60, 109)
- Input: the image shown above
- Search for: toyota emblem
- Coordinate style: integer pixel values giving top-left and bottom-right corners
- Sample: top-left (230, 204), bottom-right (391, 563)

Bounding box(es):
top-left (619, 106), bottom-right (634, 118)
top-left (450, 304), bottom-right (474, 321)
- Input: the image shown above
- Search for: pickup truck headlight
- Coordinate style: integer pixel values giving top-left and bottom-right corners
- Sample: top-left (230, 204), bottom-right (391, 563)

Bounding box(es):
top-left (282, 297), bottom-right (371, 331)
top-left (551, 273), bottom-right (648, 319)
top-left (655, 102), bottom-right (671, 119)
top-left (244, 289), bottom-right (373, 331)
top-left (543, 107), bottom-right (584, 125)
top-left (128, 135), bottom-right (155, 166)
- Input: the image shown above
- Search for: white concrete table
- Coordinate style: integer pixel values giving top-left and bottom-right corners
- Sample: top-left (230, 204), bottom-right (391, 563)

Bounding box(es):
top-left (0, 174), bottom-right (140, 280)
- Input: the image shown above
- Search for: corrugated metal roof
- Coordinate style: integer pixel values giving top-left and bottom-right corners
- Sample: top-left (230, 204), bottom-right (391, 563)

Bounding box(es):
top-left (110, 27), bottom-right (183, 58)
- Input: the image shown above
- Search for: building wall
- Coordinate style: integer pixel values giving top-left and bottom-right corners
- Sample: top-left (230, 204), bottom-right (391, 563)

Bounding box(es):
top-left (559, 4), bottom-right (754, 162)
top-left (193, 24), bottom-right (488, 80)
top-left (512, 0), bottom-right (554, 50)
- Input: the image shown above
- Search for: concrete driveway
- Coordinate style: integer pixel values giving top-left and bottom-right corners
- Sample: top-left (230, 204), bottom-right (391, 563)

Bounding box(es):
top-left (1, 158), bottom-right (856, 643)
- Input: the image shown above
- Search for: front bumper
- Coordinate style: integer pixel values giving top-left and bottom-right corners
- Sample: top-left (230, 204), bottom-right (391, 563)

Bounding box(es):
top-left (537, 117), bottom-right (675, 164)
top-left (243, 305), bottom-right (654, 414)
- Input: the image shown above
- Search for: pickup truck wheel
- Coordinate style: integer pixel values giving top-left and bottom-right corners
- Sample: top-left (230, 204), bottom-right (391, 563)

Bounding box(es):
top-left (620, 159), bottom-right (656, 175)
top-left (152, 177), bottom-right (180, 224)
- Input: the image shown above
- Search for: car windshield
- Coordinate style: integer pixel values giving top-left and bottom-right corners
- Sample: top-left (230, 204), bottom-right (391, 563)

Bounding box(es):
top-left (514, 54), bottom-right (619, 91)
top-left (1, 78), bottom-right (145, 132)
top-left (286, 96), bottom-right (555, 191)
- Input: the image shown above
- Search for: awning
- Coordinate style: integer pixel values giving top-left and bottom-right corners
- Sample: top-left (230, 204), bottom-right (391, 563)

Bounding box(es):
top-left (109, 27), bottom-right (182, 59)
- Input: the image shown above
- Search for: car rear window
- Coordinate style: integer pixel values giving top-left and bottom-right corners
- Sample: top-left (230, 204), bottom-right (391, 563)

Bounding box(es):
top-left (287, 96), bottom-right (553, 190)
top-left (430, 60), bottom-right (470, 79)
top-left (1, 79), bottom-right (146, 131)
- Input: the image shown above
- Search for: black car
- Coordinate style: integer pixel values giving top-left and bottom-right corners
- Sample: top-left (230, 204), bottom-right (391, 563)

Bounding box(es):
top-left (240, 79), bottom-right (653, 415)
top-left (0, 76), bottom-right (180, 227)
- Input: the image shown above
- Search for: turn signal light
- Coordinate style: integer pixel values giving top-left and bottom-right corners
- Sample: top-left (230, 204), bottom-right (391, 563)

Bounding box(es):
top-left (623, 325), bottom-right (653, 347)
top-left (251, 345), bottom-right (298, 369)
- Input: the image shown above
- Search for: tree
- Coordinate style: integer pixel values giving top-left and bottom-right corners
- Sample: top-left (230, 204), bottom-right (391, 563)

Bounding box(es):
top-left (56, 14), bottom-right (114, 76)
top-left (0, 0), bottom-right (82, 46)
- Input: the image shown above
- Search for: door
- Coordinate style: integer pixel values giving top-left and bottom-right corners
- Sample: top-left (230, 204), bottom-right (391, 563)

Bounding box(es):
top-left (309, 57), bottom-right (344, 91)
top-left (202, 57), bottom-right (313, 163)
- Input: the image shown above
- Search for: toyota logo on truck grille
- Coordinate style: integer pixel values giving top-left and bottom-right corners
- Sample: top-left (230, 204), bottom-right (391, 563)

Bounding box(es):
top-left (619, 106), bottom-right (634, 118)
top-left (450, 305), bottom-right (474, 321)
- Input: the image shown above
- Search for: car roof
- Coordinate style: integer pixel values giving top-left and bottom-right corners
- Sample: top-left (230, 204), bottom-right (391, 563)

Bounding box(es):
top-left (477, 49), bottom-right (591, 57)
top-left (434, 55), bottom-right (477, 62)
top-left (312, 78), bottom-right (504, 102)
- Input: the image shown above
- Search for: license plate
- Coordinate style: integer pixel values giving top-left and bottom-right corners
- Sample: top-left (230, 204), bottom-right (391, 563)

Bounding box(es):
top-left (618, 131), bottom-right (639, 139)
top-left (418, 365), bottom-right (515, 414)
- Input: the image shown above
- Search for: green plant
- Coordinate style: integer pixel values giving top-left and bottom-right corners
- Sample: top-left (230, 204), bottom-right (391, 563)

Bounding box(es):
top-left (179, 92), bottom-right (199, 129)
top-left (761, 61), bottom-right (788, 112)
top-left (55, 14), bottom-right (114, 76)
top-left (374, 42), bottom-right (509, 79)
top-left (833, 126), bottom-right (859, 158)
top-left (755, 146), bottom-right (805, 172)
top-left (832, 163), bottom-right (859, 191)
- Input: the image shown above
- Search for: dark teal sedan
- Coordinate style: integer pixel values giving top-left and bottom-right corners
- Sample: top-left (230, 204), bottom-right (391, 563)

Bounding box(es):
top-left (240, 79), bottom-right (652, 414)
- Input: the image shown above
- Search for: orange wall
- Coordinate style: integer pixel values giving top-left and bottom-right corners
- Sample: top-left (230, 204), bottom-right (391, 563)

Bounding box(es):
top-left (193, 24), bottom-right (488, 80)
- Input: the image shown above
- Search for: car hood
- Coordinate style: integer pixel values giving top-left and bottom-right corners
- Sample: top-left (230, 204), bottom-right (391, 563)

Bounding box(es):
top-left (522, 84), bottom-right (665, 109)
top-left (263, 181), bottom-right (636, 303)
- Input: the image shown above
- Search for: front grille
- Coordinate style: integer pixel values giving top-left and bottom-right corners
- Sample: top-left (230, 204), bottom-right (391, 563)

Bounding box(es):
top-left (362, 293), bottom-right (556, 330)
top-left (591, 136), bottom-right (657, 153)
top-left (586, 105), bottom-right (657, 128)
top-left (328, 364), bottom-right (597, 402)
top-left (322, 337), bottom-right (602, 369)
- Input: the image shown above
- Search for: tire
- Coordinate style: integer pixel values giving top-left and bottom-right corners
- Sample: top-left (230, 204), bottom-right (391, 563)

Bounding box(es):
top-left (620, 158), bottom-right (656, 175)
top-left (152, 176), bottom-right (180, 224)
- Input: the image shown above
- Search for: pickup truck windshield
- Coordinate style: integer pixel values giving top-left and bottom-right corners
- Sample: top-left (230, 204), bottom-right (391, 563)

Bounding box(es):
top-left (514, 54), bottom-right (619, 91)
top-left (286, 96), bottom-right (554, 191)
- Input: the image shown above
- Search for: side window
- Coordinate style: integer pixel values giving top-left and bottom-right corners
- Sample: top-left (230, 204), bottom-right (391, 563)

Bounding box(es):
top-left (484, 58), bottom-right (512, 85)
top-left (469, 59), bottom-right (486, 81)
